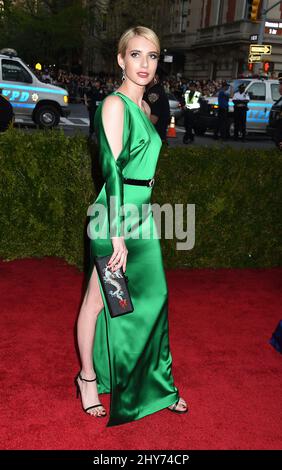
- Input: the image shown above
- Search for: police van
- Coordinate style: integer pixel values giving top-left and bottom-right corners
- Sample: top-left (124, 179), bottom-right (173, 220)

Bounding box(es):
top-left (0, 48), bottom-right (70, 128)
top-left (196, 78), bottom-right (280, 135)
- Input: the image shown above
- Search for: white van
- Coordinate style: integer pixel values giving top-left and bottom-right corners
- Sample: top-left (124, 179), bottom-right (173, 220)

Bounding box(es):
top-left (199, 78), bottom-right (280, 135)
top-left (0, 48), bottom-right (70, 128)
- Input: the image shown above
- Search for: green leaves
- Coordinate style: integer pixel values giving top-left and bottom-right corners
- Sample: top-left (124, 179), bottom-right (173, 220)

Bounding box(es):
top-left (0, 1), bottom-right (87, 66)
top-left (0, 129), bottom-right (281, 270)
top-left (0, 128), bottom-right (94, 268)
top-left (153, 144), bottom-right (282, 268)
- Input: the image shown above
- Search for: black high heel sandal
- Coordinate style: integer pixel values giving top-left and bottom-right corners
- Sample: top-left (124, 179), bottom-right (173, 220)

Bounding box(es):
top-left (167, 398), bottom-right (188, 414)
top-left (75, 372), bottom-right (107, 417)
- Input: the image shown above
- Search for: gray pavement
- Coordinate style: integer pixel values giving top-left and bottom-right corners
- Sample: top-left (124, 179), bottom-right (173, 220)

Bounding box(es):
top-left (14, 103), bottom-right (274, 150)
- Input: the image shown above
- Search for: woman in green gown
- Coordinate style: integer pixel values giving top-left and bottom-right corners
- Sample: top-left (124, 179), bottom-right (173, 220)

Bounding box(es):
top-left (75, 26), bottom-right (188, 427)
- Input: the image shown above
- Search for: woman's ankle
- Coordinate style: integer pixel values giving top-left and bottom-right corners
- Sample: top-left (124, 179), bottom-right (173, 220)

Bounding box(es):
top-left (80, 368), bottom-right (96, 380)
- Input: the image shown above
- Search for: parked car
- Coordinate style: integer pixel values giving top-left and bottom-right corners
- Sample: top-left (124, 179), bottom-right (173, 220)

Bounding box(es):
top-left (194, 78), bottom-right (279, 135)
top-left (166, 92), bottom-right (184, 122)
top-left (267, 95), bottom-right (282, 147)
top-left (0, 48), bottom-right (70, 128)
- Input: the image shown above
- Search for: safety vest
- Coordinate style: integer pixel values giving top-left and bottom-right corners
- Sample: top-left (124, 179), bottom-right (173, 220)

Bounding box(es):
top-left (184, 90), bottom-right (201, 110)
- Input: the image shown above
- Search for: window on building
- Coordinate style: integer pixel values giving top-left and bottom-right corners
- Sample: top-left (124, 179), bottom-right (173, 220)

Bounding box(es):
top-left (217, 0), bottom-right (224, 25)
top-left (181, 0), bottom-right (188, 32)
top-left (2, 59), bottom-right (32, 83)
top-left (247, 82), bottom-right (266, 101)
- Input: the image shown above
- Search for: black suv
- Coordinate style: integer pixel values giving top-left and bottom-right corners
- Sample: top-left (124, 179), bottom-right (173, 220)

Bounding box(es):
top-left (267, 96), bottom-right (282, 148)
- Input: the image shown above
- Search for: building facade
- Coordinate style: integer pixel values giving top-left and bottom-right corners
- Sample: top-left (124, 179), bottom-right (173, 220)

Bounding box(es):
top-left (2, 0), bottom-right (281, 78)
top-left (161, 0), bottom-right (282, 79)
top-left (91, 0), bottom-right (282, 80)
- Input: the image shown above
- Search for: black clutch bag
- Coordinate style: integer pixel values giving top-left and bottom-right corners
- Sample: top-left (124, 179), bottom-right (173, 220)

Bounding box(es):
top-left (94, 254), bottom-right (134, 318)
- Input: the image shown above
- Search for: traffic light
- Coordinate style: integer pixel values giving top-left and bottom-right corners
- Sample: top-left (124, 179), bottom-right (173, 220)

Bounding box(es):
top-left (248, 0), bottom-right (261, 21)
top-left (248, 63), bottom-right (254, 72)
top-left (263, 62), bottom-right (274, 73)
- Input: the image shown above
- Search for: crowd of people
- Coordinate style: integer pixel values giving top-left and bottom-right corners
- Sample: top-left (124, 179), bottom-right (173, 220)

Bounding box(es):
top-left (1, 65), bottom-right (280, 149)
top-left (34, 67), bottom-right (253, 102)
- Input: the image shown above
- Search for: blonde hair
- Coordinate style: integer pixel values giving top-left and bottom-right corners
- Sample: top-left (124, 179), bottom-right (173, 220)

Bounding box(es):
top-left (118, 26), bottom-right (160, 58)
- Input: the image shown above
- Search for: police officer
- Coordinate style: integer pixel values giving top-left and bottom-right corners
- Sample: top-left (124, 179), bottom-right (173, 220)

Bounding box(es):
top-left (214, 80), bottom-right (232, 140)
top-left (182, 81), bottom-right (201, 144)
top-left (233, 83), bottom-right (250, 142)
top-left (84, 79), bottom-right (105, 137)
top-left (143, 65), bottom-right (170, 145)
top-left (0, 89), bottom-right (14, 132)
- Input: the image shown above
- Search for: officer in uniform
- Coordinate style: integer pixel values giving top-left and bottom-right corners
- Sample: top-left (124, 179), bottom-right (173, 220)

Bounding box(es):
top-left (232, 83), bottom-right (250, 141)
top-left (143, 65), bottom-right (170, 145)
top-left (214, 80), bottom-right (232, 140)
top-left (0, 89), bottom-right (14, 132)
top-left (84, 79), bottom-right (105, 137)
top-left (182, 81), bottom-right (201, 144)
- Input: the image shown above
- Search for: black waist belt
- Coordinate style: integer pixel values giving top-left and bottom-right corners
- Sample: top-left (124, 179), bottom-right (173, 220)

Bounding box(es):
top-left (123, 177), bottom-right (155, 187)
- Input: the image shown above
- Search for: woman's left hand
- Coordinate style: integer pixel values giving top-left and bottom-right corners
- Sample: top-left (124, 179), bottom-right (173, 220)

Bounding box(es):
top-left (107, 236), bottom-right (128, 273)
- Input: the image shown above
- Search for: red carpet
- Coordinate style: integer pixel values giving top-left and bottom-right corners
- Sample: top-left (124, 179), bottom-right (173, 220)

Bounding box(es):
top-left (0, 257), bottom-right (281, 450)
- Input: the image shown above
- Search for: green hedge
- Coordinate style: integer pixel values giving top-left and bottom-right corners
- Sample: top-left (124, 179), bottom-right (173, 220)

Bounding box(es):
top-left (0, 127), bottom-right (281, 270)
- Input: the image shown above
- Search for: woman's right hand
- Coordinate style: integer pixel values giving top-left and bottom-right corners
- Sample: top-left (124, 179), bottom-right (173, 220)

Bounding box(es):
top-left (107, 236), bottom-right (128, 273)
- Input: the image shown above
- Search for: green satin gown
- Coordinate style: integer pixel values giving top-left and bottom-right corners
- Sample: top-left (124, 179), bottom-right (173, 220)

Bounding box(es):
top-left (87, 90), bottom-right (180, 427)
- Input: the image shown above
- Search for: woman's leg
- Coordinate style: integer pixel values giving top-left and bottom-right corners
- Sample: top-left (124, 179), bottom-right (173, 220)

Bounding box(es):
top-left (76, 265), bottom-right (105, 416)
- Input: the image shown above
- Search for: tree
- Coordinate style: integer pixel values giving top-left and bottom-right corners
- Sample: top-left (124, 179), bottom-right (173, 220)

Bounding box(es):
top-left (0, 0), bottom-right (88, 70)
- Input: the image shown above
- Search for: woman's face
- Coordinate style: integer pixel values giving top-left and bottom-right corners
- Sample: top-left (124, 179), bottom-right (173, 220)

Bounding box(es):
top-left (118, 35), bottom-right (159, 87)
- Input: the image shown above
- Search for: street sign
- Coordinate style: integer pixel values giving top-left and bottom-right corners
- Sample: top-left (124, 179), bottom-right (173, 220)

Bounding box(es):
top-left (249, 44), bottom-right (272, 54)
top-left (248, 54), bottom-right (261, 63)
top-left (250, 34), bottom-right (258, 41)
top-left (265, 20), bottom-right (282, 36)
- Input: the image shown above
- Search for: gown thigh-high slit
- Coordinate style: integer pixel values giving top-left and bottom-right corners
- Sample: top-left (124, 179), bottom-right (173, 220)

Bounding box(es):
top-left (86, 90), bottom-right (180, 427)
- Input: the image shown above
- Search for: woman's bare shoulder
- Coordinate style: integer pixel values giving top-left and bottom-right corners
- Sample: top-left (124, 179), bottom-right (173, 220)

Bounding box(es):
top-left (102, 94), bottom-right (125, 115)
